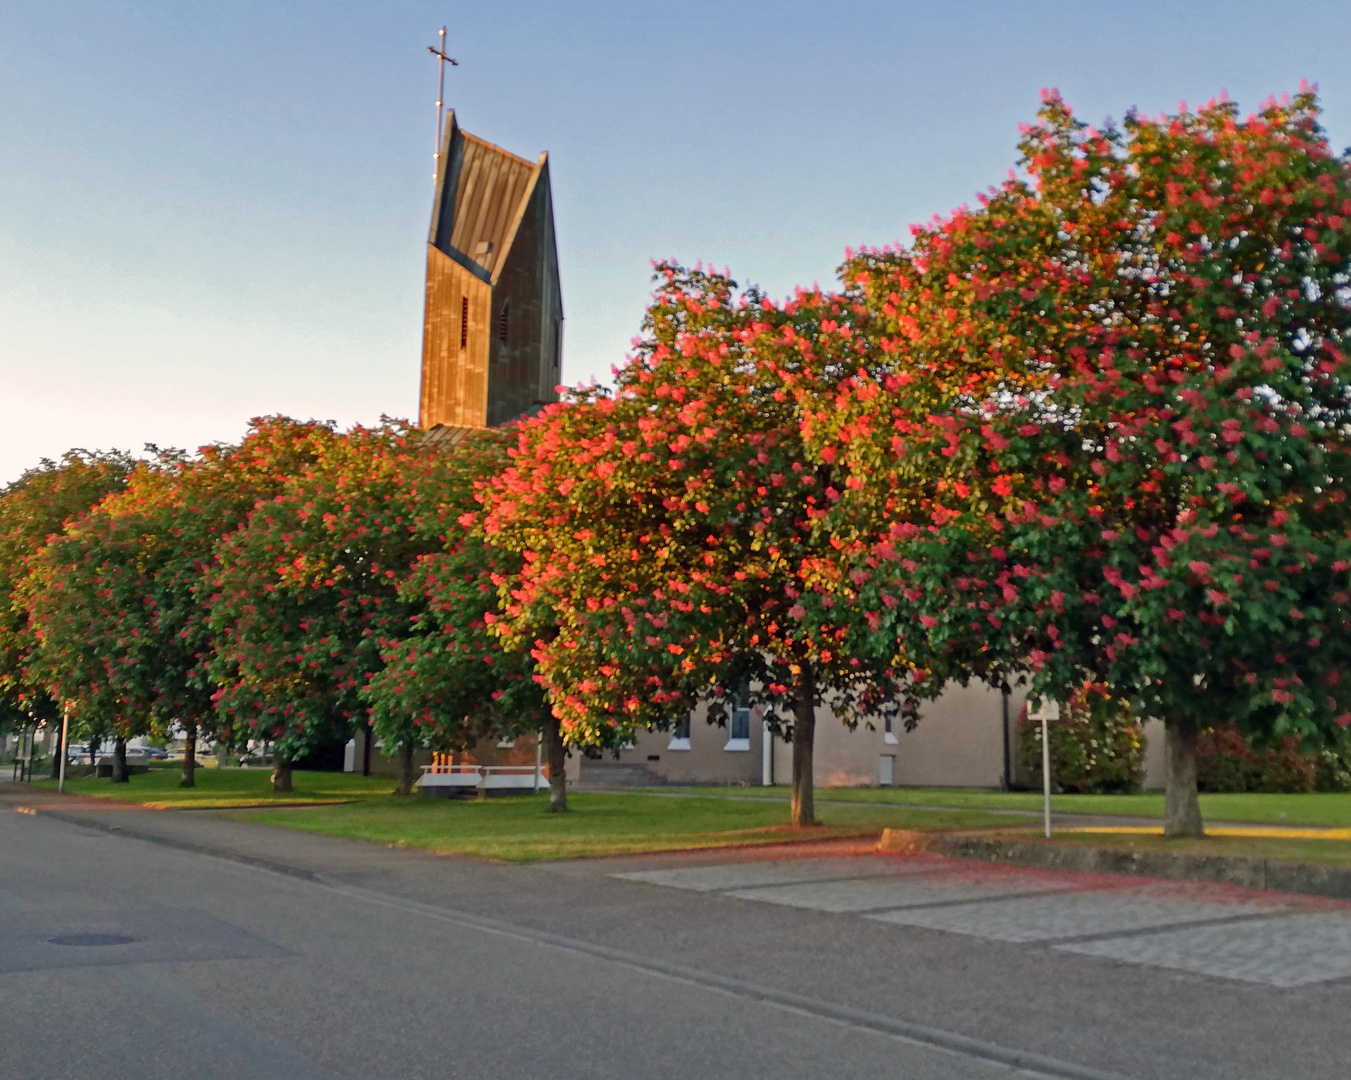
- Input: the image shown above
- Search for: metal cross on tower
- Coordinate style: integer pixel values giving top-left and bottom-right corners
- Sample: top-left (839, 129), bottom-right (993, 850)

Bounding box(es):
top-left (427, 26), bottom-right (458, 182)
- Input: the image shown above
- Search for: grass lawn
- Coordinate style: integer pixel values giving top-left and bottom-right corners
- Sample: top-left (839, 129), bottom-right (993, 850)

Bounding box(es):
top-left (231, 792), bottom-right (1011, 862)
top-left (661, 786), bottom-right (1351, 828)
top-left (33, 767), bottom-right (394, 809)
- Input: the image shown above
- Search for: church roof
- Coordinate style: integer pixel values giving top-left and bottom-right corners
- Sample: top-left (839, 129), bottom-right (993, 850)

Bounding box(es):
top-left (419, 423), bottom-right (479, 451)
top-left (429, 112), bottom-right (546, 284)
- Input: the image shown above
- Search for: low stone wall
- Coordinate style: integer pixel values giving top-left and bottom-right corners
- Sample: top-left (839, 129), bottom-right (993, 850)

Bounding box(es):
top-left (878, 828), bottom-right (1351, 901)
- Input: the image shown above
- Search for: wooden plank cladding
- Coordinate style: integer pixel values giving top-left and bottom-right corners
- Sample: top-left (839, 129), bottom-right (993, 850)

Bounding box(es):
top-left (421, 245), bottom-right (490, 429)
top-left (420, 111), bottom-right (564, 434)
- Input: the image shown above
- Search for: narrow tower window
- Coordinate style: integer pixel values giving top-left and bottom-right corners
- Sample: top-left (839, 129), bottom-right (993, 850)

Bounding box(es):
top-left (459, 296), bottom-right (468, 350)
top-left (498, 302), bottom-right (510, 346)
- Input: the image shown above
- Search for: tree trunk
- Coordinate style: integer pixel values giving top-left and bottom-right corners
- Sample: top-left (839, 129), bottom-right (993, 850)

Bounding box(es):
top-left (545, 715), bottom-right (568, 813)
top-left (271, 758), bottom-right (293, 794)
top-left (49, 720), bottom-right (64, 780)
top-left (1164, 721), bottom-right (1204, 838)
top-left (88, 736), bottom-right (100, 768)
top-left (111, 736), bottom-right (129, 783)
top-left (176, 723), bottom-right (196, 787)
top-left (395, 743), bottom-right (417, 796)
top-left (790, 661), bottom-right (817, 827)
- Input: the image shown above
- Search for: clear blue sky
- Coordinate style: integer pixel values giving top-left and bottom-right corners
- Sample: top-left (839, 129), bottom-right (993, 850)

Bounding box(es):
top-left (3, 0), bottom-right (1348, 483)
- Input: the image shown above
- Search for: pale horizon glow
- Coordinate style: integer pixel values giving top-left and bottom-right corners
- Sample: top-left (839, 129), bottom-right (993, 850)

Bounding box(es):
top-left (3, 0), bottom-right (1349, 483)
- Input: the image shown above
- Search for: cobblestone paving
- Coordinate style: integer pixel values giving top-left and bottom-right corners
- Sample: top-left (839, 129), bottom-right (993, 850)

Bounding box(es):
top-left (723, 873), bottom-right (1064, 913)
top-left (612, 856), bottom-right (1351, 987)
top-left (867, 887), bottom-right (1272, 943)
top-left (614, 856), bottom-right (920, 892)
top-left (1059, 912), bottom-right (1351, 987)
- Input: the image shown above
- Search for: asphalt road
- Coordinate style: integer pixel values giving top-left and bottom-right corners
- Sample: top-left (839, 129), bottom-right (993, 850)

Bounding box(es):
top-left (1, 793), bottom-right (1348, 1080)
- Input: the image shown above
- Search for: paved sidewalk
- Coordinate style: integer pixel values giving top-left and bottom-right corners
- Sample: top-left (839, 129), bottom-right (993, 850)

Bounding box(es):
top-left (614, 853), bottom-right (1351, 988)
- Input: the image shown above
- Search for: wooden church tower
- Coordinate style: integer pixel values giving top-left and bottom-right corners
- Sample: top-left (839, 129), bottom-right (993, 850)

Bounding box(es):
top-left (419, 112), bottom-right (563, 435)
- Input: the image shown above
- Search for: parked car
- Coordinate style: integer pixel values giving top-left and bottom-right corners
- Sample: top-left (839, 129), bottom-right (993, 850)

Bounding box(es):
top-left (66, 745), bottom-right (88, 763)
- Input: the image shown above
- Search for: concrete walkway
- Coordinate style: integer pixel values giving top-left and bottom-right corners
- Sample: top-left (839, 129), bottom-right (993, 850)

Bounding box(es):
top-left (612, 851), bottom-right (1351, 988)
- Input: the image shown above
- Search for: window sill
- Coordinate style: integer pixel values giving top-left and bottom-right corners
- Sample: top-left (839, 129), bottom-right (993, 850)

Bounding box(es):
top-left (723, 738), bottom-right (750, 752)
top-left (667, 737), bottom-right (691, 751)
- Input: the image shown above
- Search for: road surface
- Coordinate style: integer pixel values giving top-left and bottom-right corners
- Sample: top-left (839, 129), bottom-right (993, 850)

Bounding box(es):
top-left (1, 789), bottom-right (1348, 1079)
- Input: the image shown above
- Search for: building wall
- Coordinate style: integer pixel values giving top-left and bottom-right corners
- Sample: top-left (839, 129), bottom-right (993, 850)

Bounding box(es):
top-left (1141, 718), bottom-right (1167, 791)
top-left (488, 174), bottom-right (562, 427)
top-left (420, 246), bottom-right (493, 429)
top-left (598, 699), bottom-right (765, 786)
top-left (583, 680), bottom-right (1024, 790)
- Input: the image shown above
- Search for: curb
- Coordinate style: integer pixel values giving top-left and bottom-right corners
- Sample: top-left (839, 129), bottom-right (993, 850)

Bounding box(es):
top-left (878, 829), bottom-right (1351, 902)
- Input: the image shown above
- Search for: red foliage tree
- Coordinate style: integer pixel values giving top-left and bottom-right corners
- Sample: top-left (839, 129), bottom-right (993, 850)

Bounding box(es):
top-left (27, 419), bottom-right (341, 786)
top-left (482, 265), bottom-right (918, 824)
top-left (207, 422), bottom-right (445, 793)
top-left (818, 89), bottom-right (1351, 835)
top-left (362, 428), bottom-right (551, 799)
top-left (1, 450), bottom-right (136, 775)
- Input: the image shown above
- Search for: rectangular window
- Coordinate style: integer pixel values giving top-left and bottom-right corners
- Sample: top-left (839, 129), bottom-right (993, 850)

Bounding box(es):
top-left (668, 715), bottom-right (690, 751)
top-left (459, 296), bottom-right (468, 350)
top-left (884, 714), bottom-right (898, 745)
top-left (725, 682), bottom-right (751, 751)
top-left (730, 707), bottom-right (750, 742)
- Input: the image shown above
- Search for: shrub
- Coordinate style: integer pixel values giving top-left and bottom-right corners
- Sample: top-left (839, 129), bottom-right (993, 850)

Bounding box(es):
top-left (1195, 722), bottom-right (1316, 793)
top-left (1018, 685), bottom-right (1144, 794)
top-left (1313, 744), bottom-right (1351, 794)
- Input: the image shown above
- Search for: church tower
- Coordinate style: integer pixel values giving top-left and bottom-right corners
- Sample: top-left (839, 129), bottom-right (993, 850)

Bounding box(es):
top-left (419, 112), bottom-right (563, 437)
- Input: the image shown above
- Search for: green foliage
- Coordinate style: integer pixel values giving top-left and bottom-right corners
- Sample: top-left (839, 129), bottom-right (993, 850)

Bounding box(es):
top-left (362, 427), bottom-right (546, 757)
top-left (0, 449), bottom-right (138, 735)
top-left (1312, 742), bottom-right (1351, 793)
top-left (27, 419), bottom-right (340, 747)
top-left (815, 89), bottom-right (1351, 821)
top-left (1018, 686), bottom-right (1144, 794)
top-left (481, 265), bottom-right (919, 753)
top-left (1195, 722), bottom-right (1322, 793)
top-left (208, 422), bottom-right (448, 765)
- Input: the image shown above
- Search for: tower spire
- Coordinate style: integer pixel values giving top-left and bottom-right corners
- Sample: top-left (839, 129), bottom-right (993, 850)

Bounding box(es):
top-left (427, 26), bottom-right (458, 182)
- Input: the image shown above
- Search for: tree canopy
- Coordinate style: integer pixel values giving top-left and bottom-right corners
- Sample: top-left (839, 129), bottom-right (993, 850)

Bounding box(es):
top-left (814, 89), bottom-right (1351, 834)
top-left (481, 264), bottom-right (920, 823)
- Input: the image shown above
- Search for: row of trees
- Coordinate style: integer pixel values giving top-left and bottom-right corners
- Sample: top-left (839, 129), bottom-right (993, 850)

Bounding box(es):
top-left (2, 89), bottom-right (1348, 836)
top-left (1, 422), bottom-right (547, 799)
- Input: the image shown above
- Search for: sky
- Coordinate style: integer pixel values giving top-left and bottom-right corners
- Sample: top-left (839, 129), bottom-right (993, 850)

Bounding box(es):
top-left (2, 0), bottom-right (1349, 484)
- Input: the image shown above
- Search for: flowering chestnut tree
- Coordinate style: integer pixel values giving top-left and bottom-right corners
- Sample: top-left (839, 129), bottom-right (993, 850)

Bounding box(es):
top-left (1, 450), bottom-right (136, 775)
top-left (483, 265), bottom-right (919, 825)
top-left (27, 419), bottom-right (340, 786)
top-left (208, 422), bottom-right (444, 793)
top-left (818, 89), bottom-right (1351, 836)
top-left (362, 427), bottom-right (551, 799)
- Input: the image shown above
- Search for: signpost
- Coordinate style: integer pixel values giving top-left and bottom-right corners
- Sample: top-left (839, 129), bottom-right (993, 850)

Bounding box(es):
top-left (58, 704), bottom-right (69, 794)
top-left (1041, 706), bottom-right (1052, 839)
